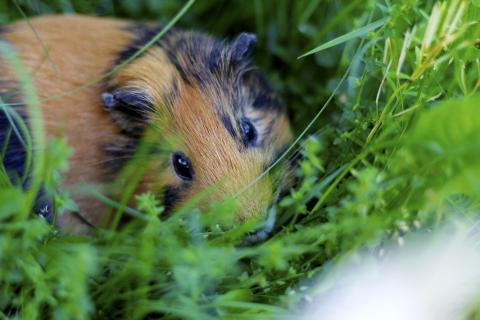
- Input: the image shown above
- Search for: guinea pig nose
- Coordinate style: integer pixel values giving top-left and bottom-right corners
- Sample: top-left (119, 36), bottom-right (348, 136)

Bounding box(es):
top-left (242, 206), bottom-right (277, 245)
top-left (33, 188), bottom-right (55, 224)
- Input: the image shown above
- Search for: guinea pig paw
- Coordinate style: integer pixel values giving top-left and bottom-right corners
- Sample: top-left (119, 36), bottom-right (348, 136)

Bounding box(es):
top-left (33, 192), bottom-right (55, 224)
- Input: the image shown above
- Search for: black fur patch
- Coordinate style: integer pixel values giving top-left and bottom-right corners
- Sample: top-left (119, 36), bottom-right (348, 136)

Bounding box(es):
top-left (220, 113), bottom-right (237, 140)
top-left (0, 85), bottom-right (54, 222)
top-left (207, 46), bottom-right (222, 73)
top-left (111, 26), bottom-right (284, 154)
top-left (163, 47), bottom-right (192, 85)
top-left (162, 184), bottom-right (183, 214)
top-left (103, 90), bottom-right (153, 119)
top-left (246, 71), bottom-right (284, 112)
top-left (252, 93), bottom-right (271, 109)
top-left (0, 77), bottom-right (62, 223)
top-left (102, 89), bottom-right (154, 137)
top-left (159, 34), bottom-right (224, 86)
top-left (115, 23), bottom-right (170, 66)
top-left (0, 88), bottom-right (29, 186)
top-left (33, 188), bottom-right (55, 223)
top-left (161, 30), bottom-right (253, 89)
top-left (103, 138), bottom-right (140, 176)
top-left (102, 133), bottom-right (169, 178)
top-left (231, 33), bottom-right (257, 62)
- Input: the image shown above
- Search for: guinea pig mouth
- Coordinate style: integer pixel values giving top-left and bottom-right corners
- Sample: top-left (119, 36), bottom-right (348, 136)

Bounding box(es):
top-left (242, 206), bottom-right (277, 245)
top-left (241, 170), bottom-right (295, 245)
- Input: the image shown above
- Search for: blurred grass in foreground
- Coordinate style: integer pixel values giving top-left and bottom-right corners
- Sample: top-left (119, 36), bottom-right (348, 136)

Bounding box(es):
top-left (1, 0), bottom-right (480, 319)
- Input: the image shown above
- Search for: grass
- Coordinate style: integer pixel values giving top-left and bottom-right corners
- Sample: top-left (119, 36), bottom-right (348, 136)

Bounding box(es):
top-left (1, 0), bottom-right (480, 319)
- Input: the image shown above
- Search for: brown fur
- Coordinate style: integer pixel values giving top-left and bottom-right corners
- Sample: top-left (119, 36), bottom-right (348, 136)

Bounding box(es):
top-left (2, 16), bottom-right (140, 232)
top-left (0, 15), bottom-right (293, 232)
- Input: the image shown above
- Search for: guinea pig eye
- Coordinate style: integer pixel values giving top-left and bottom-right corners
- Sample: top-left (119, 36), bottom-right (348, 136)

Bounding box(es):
top-left (241, 118), bottom-right (257, 146)
top-left (172, 152), bottom-right (193, 181)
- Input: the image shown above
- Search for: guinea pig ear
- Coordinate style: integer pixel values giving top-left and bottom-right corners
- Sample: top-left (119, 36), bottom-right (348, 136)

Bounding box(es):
top-left (101, 90), bottom-right (152, 136)
top-left (231, 32), bottom-right (257, 62)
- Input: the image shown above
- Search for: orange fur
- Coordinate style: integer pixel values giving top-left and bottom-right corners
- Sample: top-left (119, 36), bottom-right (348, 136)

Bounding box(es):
top-left (2, 16), bottom-right (135, 231)
top-left (1, 15), bottom-right (293, 231)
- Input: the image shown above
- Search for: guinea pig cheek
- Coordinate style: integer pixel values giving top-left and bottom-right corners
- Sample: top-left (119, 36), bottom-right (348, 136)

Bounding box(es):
top-left (239, 176), bottom-right (274, 221)
top-left (223, 169), bottom-right (276, 221)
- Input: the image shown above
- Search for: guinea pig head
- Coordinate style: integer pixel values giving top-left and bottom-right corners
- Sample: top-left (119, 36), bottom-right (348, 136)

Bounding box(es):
top-left (103, 30), bottom-right (293, 221)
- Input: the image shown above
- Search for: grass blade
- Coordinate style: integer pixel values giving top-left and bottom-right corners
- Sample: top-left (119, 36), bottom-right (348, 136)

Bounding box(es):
top-left (298, 17), bottom-right (388, 58)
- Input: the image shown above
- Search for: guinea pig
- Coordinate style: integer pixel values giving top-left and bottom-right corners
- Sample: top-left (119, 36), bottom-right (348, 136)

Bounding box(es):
top-left (0, 15), bottom-right (293, 235)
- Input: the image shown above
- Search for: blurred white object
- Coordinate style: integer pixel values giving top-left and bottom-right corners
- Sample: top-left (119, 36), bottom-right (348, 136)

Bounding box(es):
top-left (298, 222), bottom-right (480, 320)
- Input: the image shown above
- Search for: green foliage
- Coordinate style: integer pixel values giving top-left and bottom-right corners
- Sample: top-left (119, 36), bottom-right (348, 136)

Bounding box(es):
top-left (1, 0), bottom-right (480, 319)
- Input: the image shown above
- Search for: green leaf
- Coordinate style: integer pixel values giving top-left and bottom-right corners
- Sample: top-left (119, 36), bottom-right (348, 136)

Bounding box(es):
top-left (298, 18), bottom-right (388, 58)
top-left (404, 96), bottom-right (480, 196)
